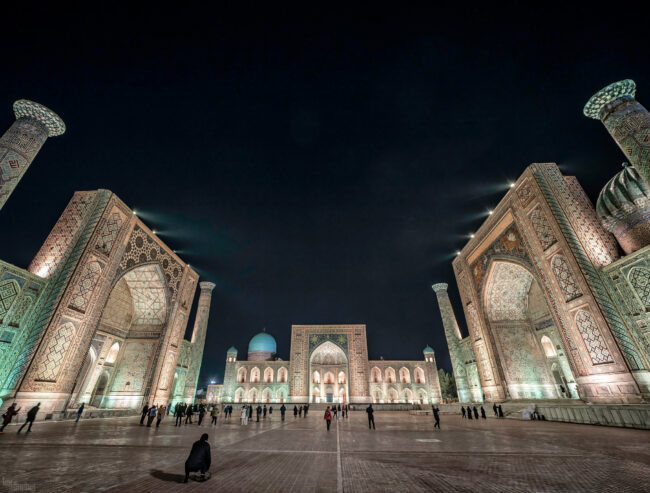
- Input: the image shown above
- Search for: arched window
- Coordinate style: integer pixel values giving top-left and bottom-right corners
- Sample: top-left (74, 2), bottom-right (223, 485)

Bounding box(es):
top-left (313, 371), bottom-right (320, 384)
top-left (248, 388), bottom-right (258, 402)
top-left (338, 371), bottom-right (346, 384)
top-left (414, 367), bottom-right (425, 384)
top-left (388, 388), bottom-right (398, 402)
top-left (105, 342), bottom-right (120, 364)
top-left (264, 367), bottom-right (274, 383)
top-left (250, 367), bottom-right (260, 383)
top-left (541, 335), bottom-right (556, 358)
top-left (235, 388), bottom-right (245, 403)
top-left (399, 367), bottom-right (411, 384)
top-left (262, 388), bottom-right (273, 403)
top-left (324, 372), bottom-right (335, 384)
top-left (277, 367), bottom-right (288, 383)
top-left (237, 367), bottom-right (247, 383)
top-left (371, 367), bottom-right (382, 383)
top-left (385, 367), bottom-right (396, 383)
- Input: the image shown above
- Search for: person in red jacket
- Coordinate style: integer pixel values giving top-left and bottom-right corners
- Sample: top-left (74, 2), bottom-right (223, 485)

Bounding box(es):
top-left (1, 403), bottom-right (21, 433)
top-left (324, 406), bottom-right (332, 431)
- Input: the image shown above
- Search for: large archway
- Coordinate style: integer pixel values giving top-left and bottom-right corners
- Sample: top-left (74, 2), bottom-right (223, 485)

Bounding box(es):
top-left (77, 263), bottom-right (170, 409)
top-left (484, 260), bottom-right (574, 399)
top-left (309, 341), bottom-right (349, 404)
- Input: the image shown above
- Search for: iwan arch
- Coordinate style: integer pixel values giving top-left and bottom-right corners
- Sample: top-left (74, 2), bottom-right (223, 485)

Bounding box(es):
top-left (434, 80), bottom-right (650, 407)
top-left (0, 100), bottom-right (215, 418)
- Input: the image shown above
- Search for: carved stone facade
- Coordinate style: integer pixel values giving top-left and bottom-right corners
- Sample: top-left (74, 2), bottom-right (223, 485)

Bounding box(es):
top-left (220, 325), bottom-right (441, 405)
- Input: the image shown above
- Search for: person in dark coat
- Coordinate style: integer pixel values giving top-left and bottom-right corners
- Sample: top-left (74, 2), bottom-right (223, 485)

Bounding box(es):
top-left (473, 406), bottom-right (479, 419)
top-left (256, 405), bottom-right (262, 422)
top-left (76, 403), bottom-right (85, 423)
top-left (198, 404), bottom-right (206, 426)
top-left (493, 403), bottom-right (498, 417)
top-left (18, 403), bottom-right (40, 433)
top-left (304, 404), bottom-right (309, 417)
top-left (461, 406), bottom-right (466, 418)
top-left (263, 405), bottom-right (267, 419)
top-left (185, 404), bottom-right (194, 424)
top-left (147, 405), bottom-right (157, 427)
top-left (366, 404), bottom-right (376, 430)
top-left (299, 405), bottom-right (303, 417)
top-left (498, 405), bottom-right (504, 418)
top-left (466, 406), bottom-right (472, 420)
top-left (140, 403), bottom-right (149, 425)
top-left (480, 406), bottom-right (487, 419)
top-left (324, 407), bottom-right (332, 431)
top-left (432, 406), bottom-right (440, 429)
top-left (293, 405), bottom-right (298, 418)
top-left (0, 403), bottom-right (20, 432)
top-left (175, 403), bottom-right (184, 426)
top-left (184, 433), bottom-right (211, 483)
top-left (280, 404), bottom-right (286, 421)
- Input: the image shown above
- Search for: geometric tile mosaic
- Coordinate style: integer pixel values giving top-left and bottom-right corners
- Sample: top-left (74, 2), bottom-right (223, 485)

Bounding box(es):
top-left (530, 206), bottom-right (557, 250)
top-left (34, 321), bottom-right (76, 381)
top-left (111, 341), bottom-right (154, 392)
top-left (627, 267), bottom-right (650, 307)
top-left (551, 255), bottom-right (582, 302)
top-left (0, 279), bottom-right (19, 321)
top-left (123, 264), bottom-right (167, 326)
top-left (574, 310), bottom-right (614, 365)
top-left (9, 295), bottom-right (33, 327)
top-left (485, 261), bottom-right (533, 321)
top-left (96, 211), bottom-right (124, 255)
top-left (471, 226), bottom-right (529, 288)
top-left (68, 261), bottom-right (102, 312)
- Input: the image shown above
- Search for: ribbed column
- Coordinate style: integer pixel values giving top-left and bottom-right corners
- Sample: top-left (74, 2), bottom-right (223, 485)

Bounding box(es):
top-left (584, 79), bottom-right (650, 185)
top-left (0, 100), bottom-right (65, 210)
top-left (183, 282), bottom-right (216, 403)
top-left (431, 283), bottom-right (471, 402)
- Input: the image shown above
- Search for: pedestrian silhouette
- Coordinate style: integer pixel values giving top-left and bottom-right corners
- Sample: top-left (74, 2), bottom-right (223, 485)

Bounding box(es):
top-left (366, 404), bottom-right (376, 430)
top-left (184, 433), bottom-right (211, 483)
top-left (18, 403), bottom-right (40, 433)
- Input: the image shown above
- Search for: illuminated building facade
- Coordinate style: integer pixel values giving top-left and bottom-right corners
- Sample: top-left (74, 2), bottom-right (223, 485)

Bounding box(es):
top-left (220, 325), bottom-right (442, 405)
top-left (434, 80), bottom-right (650, 404)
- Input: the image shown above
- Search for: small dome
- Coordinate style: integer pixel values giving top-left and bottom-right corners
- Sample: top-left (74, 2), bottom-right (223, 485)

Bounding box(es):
top-left (248, 332), bottom-right (277, 353)
top-left (226, 346), bottom-right (238, 354)
top-left (423, 346), bottom-right (435, 354)
top-left (597, 165), bottom-right (650, 254)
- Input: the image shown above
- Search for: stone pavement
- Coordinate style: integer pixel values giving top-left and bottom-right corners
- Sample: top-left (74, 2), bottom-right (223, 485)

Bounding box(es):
top-left (1, 410), bottom-right (649, 492)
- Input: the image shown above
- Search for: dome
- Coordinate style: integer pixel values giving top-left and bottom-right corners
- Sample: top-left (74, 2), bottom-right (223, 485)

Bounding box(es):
top-left (423, 346), bottom-right (435, 354)
top-left (248, 332), bottom-right (277, 353)
top-left (596, 165), bottom-right (650, 254)
top-left (226, 346), bottom-right (238, 354)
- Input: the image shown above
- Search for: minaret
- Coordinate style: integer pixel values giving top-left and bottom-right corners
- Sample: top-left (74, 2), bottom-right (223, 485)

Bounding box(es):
top-left (183, 282), bottom-right (216, 403)
top-left (0, 100), bottom-right (66, 210)
top-left (584, 79), bottom-right (650, 185)
top-left (432, 283), bottom-right (471, 402)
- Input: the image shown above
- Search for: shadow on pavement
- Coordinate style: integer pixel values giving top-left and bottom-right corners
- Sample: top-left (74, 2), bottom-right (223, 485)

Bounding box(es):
top-left (150, 469), bottom-right (185, 483)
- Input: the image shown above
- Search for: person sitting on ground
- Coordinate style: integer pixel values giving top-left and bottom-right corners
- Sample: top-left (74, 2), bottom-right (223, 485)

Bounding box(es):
top-left (184, 433), bottom-right (211, 483)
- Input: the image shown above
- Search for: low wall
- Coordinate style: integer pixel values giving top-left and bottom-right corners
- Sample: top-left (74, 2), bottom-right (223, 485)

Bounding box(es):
top-left (535, 403), bottom-right (650, 430)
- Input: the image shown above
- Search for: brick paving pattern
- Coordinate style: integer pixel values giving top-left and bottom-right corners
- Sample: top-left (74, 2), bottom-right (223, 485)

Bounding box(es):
top-left (0, 411), bottom-right (648, 492)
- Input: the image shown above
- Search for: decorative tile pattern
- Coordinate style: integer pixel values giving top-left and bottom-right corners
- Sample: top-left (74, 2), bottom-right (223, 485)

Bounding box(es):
top-left (574, 310), bottom-right (613, 365)
top-left (9, 295), bottom-right (33, 327)
top-left (471, 225), bottom-right (529, 288)
top-left (485, 261), bottom-right (533, 321)
top-left (35, 322), bottom-right (76, 381)
top-left (123, 264), bottom-right (167, 325)
top-left (118, 225), bottom-right (183, 301)
top-left (96, 211), bottom-right (124, 255)
top-left (551, 255), bottom-right (582, 302)
top-left (308, 332), bottom-right (348, 353)
top-left (627, 267), bottom-right (650, 307)
top-left (516, 181), bottom-right (533, 206)
top-left (0, 279), bottom-right (19, 320)
top-left (467, 303), bottom-right (482, 340)
top-left (111, 341), bottom-right (154, 392)
top-left (28, 192), bottom-right (96, 278)
top-left (311, 341), bottom-right (347, 364)
top-left (158, 351), bottom-right (176, 390)
top-left (13, 99), bottom-right (66, 137)
top-left (530, 206), bottom-right (557, 250)
top-left (68, 261), bottom-right (102, 312)
top-left (493, 320), bottom-right (551, 386)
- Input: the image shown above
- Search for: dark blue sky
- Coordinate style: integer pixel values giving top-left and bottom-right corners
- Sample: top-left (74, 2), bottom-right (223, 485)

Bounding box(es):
top-left (0, 4), bottom-right (648, 386)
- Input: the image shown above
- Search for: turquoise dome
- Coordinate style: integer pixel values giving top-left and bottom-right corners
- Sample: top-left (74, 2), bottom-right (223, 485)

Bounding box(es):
top-left (423, 346), bottom-right (435, 354)
top-left (227, 346), bottom-right (238, 354)
top-left (248, 332), bottom-right (277, 353)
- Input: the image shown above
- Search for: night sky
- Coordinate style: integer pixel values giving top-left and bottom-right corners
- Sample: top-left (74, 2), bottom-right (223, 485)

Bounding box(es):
top-left (1, 5), bottom-right (649, 387)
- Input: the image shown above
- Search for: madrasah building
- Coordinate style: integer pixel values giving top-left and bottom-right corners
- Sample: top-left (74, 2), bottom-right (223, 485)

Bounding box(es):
top-left (212, 324), bottom-right (442, 405)
top-left (433, 80), bottom-right (650, 410)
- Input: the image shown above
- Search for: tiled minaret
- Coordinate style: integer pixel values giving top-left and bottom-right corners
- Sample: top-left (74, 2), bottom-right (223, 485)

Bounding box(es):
top-left (184, 282), bottom-right (216, 403)
top-left (584, 80), bottom-right (650, 185)
top-left (432, 283), bottom-right (471, 402)
top-left (0, 100), bottom-right (66, 210)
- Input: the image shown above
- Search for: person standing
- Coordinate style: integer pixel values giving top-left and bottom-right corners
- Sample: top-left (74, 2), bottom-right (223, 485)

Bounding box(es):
top-left (280, 404), bottom-right (286, 421)
top-left (466, 406), bottom-right (472, 420)
top-left (324, 406), bottom-right (332, 431)
top-left (294, 405), bottom-right (298, 418)
top-left (298, 405), bottom-right (303, 418)
top-left (366, 404), bottom-right (376, 430)
top-left (76, 403), bottom-right (85, 423)
top-left (198, 405), bottom-right (206, 426)
top-left (175, 403), bottom-right (184, 426)
top-left (210, 406), bottom-right (219, 425)
top-left (480, 406), bottom-right (486, 420)
top-left (0, 403), bottom-right (20, 432)
top-left (156, 405), bottom-right (165, 428)
top-left (263, 405), bottom-right (267, 419)
top-left (473, 406), bottom-right (479, 420)
top-left (255, 405), bottom-right (261, 422)
top-left (147, 405), bottom-right (157, 427)
top-left (18, 403), bottom-right (40, 434)
top-left (140, 403), bottom-right (150, 425)
top-left (498, 405), bottom-right (504, 418)
top-left (240, 406), bottom-right (248, 425)
top-left (461, 406), bottom-right (466, 418)
top-left (493, 403), bottom-right (498, 417)
top-left (184, 433), bottom-right (211, 483)
top-left (228, 405), bottom-right (233, 419)
top-left (433, 406), bottom-right (440, 430)
top-left (304, 404), bottom-right (309, 417)
top-left (185, 404), bottom-right (194, 425)
top-left (269, 406), bottom-right (273, 419)
top-left (333, 406), bottom-right (337, 420)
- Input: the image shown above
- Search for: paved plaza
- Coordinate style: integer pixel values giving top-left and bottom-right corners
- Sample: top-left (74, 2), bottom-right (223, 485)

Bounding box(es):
top-left (1, 410), bottom-right (649, 492)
